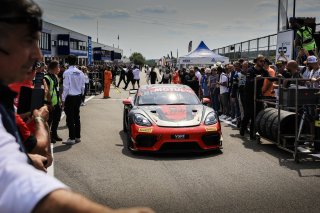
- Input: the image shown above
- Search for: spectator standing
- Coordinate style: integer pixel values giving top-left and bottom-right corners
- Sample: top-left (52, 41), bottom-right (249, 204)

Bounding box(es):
top-left (238, 61), bottom-right (248, 127)
top-left (230, 63), bottom-right (241, 123)
top-left (179, 68), bottom-right (187, 85)
top-left (132, 66), bottom-right (141, 89)
top-left (150, 67), bottom-right (158, 84)
top-left (123, 66), bottom-right (134, 90)
top-left (185, 68), bottom-right (199, 96)
top-left (116, 66), bottom-right (127, 88)
top-left (208, 67), bottom-right (220, 112)
top-left (160, 69), bottom-right (172, 84)
top-left (240, 55), bottom-right (269, 140)
top-left (62, 55), bottom-right (85, 145)
top-left (145, 66), bottom-right (151, 84)
top-left (103, 66), bottom-right (112, 98)
top-left (201, 68), bottom-right (211, 98)
top-left (172, 68), bottom-right (180, 84)
top-left (218, 67), bottom-right (229, 119)
top-left (81, 66), bottom-right (90, 106)
top-left (44, 61), bottom-right (62, 143)
top-left (307, 56), bottom-right (320, 88)
top-left (262, 58), bottom-right (276, 99)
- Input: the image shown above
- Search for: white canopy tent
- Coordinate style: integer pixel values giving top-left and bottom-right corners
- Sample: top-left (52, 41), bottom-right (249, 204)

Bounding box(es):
top-left (178, 41), bottom-right (229, 65)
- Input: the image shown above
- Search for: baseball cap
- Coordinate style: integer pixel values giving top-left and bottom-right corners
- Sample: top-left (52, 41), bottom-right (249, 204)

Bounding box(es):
top-left (307, 55), bottom-right (318, 64)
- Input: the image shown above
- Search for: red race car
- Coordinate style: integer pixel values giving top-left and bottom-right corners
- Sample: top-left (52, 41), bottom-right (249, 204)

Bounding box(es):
top-left (122, 84), bottom-right (223, 152)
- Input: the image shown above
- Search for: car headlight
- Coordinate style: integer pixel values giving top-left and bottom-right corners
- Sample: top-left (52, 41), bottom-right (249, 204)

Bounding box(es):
top-left (204, 112), bottom-right (218, 125)
top-left (133, 114), bottom-right (152, 126)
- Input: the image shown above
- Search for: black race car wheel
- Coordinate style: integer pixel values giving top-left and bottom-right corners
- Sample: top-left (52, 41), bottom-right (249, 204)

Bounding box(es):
top-left (126, 126), bottom-right (134, 151)
top-left (123, 108), bottom-right (127, 133)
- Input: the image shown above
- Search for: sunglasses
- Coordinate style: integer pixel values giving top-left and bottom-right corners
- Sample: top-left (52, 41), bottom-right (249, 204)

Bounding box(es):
top-left (0, 16), bottom-right (42, 32)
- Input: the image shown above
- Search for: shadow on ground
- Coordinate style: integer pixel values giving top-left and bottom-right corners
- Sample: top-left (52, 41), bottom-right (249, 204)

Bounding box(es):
top-left (118, 130), bottom-right (222, 161)
top-left (229, 128), bottom-right (320, 178)
top-left (53, 144), bottom-right (72, 153)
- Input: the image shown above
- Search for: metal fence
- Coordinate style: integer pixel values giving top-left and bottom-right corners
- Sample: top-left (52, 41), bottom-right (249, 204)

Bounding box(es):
top-left (213, 34), bottom-right (278, 63)
top-left (213, 23), bottom-right (320, 63)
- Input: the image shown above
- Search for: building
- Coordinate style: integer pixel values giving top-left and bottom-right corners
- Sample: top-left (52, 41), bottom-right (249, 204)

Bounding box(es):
top-left (92, 42), bottom-right (123, 64)
top-left (39, 21), bottom-right (123, 65)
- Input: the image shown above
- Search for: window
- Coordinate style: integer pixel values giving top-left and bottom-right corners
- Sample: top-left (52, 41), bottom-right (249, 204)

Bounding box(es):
top-left (39, 32), bottom-right (51, 51)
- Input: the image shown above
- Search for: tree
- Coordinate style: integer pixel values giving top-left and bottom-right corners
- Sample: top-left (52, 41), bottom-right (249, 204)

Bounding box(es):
top-left (129, 52), bottom-right (146, 67)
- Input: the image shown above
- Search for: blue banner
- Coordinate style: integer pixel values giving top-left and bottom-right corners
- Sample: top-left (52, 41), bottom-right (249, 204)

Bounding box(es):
top-left (88, 36), bottom-right (92, 65)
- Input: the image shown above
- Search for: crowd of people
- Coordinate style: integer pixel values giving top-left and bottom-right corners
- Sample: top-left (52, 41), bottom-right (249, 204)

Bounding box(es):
top-left (143, 52), bottom-right (319, 140)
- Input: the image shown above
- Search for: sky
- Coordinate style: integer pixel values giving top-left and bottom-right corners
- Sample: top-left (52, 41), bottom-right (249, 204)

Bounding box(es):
top-left (34, 0), bottom-right (320, 59)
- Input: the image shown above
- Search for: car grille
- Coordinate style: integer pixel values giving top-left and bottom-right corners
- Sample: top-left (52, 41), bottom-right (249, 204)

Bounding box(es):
top-left (159, 142), bottom-right (202, 152)
top-left (135, 135), bottom-right (157, 147)
top-left (202, 134), bottom-right (221, 147)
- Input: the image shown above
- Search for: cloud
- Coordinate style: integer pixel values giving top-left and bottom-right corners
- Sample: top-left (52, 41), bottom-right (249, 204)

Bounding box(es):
top-left (137, 5), bottom-right (176, 14)
top-left (255, 1), bottom-right (277, 10)
top-left (100, 10), bottom-right (130, 19)
top-left (189, 21), bottom-right (208, 29)
top-left (297, 4), bottom-right (320, 13)
top-left (167, 29), bottom-right (184, 36)
top-left (70, 11), bottom-right (96, 20)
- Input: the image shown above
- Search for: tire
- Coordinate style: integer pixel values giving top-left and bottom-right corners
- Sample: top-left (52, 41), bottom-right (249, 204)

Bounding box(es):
top-left (126, 125), bottom-right (134, 151)
top-left (123, 108), bottom-right (127, 133)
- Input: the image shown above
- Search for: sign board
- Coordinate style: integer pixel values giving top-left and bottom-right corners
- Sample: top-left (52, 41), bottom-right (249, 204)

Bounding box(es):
top-left (88, 36), bottom-right (92, 65)
top-left (276, 30), bottom-right (294, 61)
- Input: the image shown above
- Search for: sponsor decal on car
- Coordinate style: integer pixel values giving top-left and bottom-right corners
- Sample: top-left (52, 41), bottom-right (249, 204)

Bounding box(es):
top-left (138, 87), bottom-right (194, 96)
top-left (138, 127), bottom-right (153, 133)
top-left (205, 127), bottom-right (217, 132)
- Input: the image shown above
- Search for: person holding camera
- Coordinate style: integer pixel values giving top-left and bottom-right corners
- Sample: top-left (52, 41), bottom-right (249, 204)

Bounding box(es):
top-left (44, 60), bottom-right (62, 143)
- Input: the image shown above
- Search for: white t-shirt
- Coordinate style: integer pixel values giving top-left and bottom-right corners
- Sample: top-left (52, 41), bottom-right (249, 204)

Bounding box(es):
top-left (133, 68), bottom-right (140, 80)
top-left (62, 66), bottom-right (86, 101)
top-left (219, 73), bottom-right (229, 94)
top-left (146, 68), bottom-right (151, 76)
top-left (302, 67), bottom-right (311, 80)
top-left (309, 68), bottom-right (320, 88)
top-left (195, 71), bottom-right (202, 85)
top-left (0, 115), bottom-right (67, 213)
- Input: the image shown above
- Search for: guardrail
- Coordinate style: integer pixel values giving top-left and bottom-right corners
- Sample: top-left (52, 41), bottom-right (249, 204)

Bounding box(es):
top-left (213, 23), bottom-right (320, 63)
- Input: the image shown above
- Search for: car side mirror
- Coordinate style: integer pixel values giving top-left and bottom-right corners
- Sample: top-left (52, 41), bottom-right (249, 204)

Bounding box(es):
top-left (123, 99), bottom-right (132, 105)
top-left (202, 98), bottom-right (211, 105)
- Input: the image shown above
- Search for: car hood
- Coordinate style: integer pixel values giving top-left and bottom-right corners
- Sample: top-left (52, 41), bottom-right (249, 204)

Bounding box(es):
top-left (138, 105), bottom-right (204, 127)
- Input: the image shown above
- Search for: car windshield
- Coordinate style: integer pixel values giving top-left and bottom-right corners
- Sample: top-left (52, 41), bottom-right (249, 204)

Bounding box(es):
top-left (137, 90), bottom-right (200, 105)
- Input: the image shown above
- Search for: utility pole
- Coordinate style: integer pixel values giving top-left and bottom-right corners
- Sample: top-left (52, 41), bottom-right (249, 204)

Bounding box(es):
top-left (96, 19), bottom-right (99, 43)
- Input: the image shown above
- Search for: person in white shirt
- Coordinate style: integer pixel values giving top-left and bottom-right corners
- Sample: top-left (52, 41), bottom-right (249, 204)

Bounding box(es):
top-left (217, 67), bottom-right (229, 117)
top-left (195, 67), bottom-right (202, 86)
top-left (132, 65), bottom-right (141, 89)
top-left (146, 66), bottom-right (151, 84)
top-left (62, 55), bottom-right (86, 145)
top-left (81, 66), bottom-right (90, 106)
top-left (0, 1), bottom-right (154, 213)
top-left (306, 55), bottom-right (320, 88)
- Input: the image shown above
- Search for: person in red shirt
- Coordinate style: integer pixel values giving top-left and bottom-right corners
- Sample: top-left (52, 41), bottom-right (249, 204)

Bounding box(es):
top-left (172, 68), bottom-right (181, 84)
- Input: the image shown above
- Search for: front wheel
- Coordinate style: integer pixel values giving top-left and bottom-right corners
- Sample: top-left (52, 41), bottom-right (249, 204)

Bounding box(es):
top-left (126, 126), bottom-right (134, 151)
top-left (123, 108), bottom-right (127, 132)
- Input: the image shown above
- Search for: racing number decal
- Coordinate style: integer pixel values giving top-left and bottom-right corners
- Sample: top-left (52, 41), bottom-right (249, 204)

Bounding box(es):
top-left (138, 127), bottom-right (153, 133)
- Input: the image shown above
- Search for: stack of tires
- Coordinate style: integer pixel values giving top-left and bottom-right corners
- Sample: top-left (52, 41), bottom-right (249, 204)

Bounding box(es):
top-left (255, 108), bottom-right (296, 142)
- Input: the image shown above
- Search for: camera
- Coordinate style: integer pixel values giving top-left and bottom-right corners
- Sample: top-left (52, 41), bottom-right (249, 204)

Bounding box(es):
top-left (17, 72), bottom-right (45, 114)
